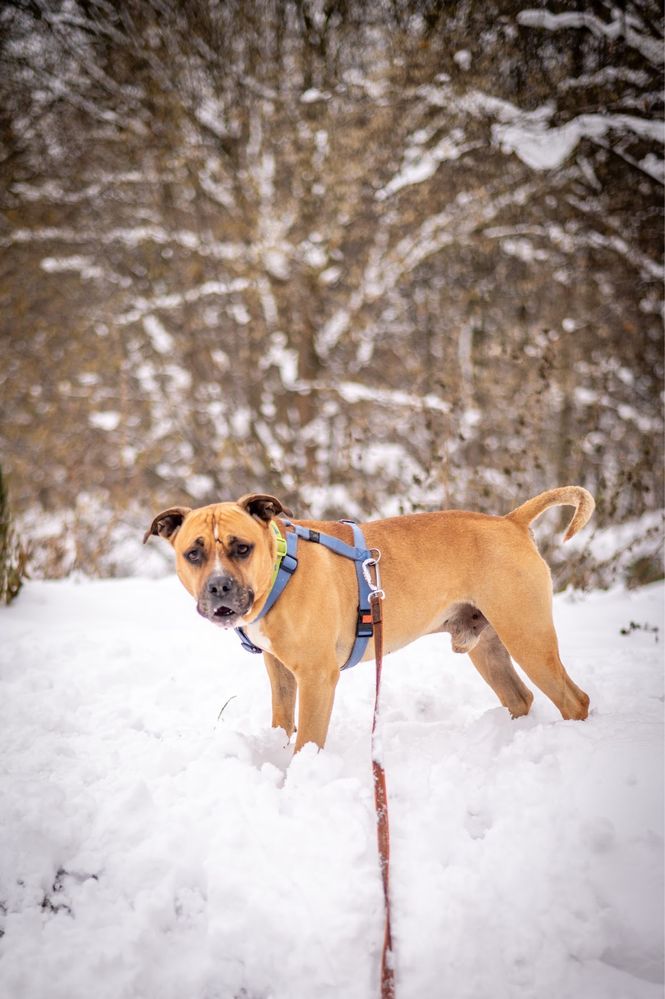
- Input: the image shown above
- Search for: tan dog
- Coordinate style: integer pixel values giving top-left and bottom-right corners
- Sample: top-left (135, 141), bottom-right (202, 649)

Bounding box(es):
top-left (144, 487), bottom-right (593, 752)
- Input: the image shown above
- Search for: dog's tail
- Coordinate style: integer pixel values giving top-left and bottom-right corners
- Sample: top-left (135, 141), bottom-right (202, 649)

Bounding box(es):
top-left (506, 486), bottom-right (595, 542)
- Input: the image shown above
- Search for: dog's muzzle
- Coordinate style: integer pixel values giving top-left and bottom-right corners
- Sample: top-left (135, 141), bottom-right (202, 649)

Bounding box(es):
top-left (197, 573), bottom-right (254, 627)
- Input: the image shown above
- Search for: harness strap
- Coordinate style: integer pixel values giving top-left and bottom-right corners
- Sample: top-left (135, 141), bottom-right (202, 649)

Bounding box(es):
top-left (235, 525), bottom-right (298, 654)
top-left (338, 520), bottom-right (374, 671)
top-left (286, 519), bottom-right (374, 670)
top-left (260, 525), bottom-right (298, 617)
top-left (234, 519), bottom-right (376, 669)
top-left (290, 521), bottom-right (370, 563)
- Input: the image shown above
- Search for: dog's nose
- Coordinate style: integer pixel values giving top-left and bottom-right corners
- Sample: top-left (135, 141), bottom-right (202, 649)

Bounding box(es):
top-left (207, 575), bottom-right (235, 597)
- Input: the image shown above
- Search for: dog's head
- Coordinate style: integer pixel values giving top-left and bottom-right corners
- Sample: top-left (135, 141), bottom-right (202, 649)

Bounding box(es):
top-left (144, 493), bottom-right (288, 628)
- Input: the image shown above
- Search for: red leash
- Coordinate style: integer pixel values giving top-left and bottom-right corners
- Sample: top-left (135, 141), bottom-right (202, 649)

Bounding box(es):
top-left (367, 559), bottom-right (395, 999)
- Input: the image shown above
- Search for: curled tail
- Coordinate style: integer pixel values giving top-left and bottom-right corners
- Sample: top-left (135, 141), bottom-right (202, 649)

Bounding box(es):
top-left (506, 486), bottom-right (595, 542)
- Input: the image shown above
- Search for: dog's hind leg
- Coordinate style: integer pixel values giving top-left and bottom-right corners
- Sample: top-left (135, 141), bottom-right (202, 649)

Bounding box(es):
top-left (263, 653), bottom-right (297, 738)
top-left (467, 627), bottom-right (534, 718)
top-left (479, 565), bottom-right (590, 721)
top-left (494, 621), bottom-right (590, 720)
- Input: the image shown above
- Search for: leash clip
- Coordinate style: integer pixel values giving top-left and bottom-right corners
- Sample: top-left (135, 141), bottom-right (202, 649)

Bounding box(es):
top-left (362, 548), bottom-right (385, 601)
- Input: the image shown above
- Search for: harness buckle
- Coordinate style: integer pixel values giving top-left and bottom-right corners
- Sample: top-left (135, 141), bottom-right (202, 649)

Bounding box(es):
top-left (281, 552), bottom-right (298, 574)
top-left (235, 626), bottom-right (264, 654)
top-left (357, 609), bottom-right (374, 639)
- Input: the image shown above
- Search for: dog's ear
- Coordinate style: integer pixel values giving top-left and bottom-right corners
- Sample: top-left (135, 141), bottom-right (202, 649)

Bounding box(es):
top-left (143, 506), bottom-right (192, 545)
top-left (236, 493), bottom-right (291, 522)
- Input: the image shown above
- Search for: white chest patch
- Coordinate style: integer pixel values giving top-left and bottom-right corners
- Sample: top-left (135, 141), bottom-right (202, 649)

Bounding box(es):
top-left (244, 620), bottom-right (273, 654)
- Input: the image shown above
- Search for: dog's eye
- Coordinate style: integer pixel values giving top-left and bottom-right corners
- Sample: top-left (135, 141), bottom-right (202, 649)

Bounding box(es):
top-left (185, 548), bottom-right (203, 565)
top-left (234, 543), bottom-right (253, 559)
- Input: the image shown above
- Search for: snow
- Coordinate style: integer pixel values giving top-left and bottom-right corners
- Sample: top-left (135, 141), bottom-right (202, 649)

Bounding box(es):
top-left (12, 226), bottom-right (244, 262)
top-left (638, 153), bottom-right (665, 184)
top-left (453, 50), bottom-right (472, 71)
top-left (88, 411), bottom-right (121, 432)
top-left (333, 380), bottom-right (450, 416)
top-left (300, 88), bottom-right (331, 104)
top-left (376, 129), bottom-right (480, 200)
top-left (565, 511), bottom-right (664, 567)
top-left (40, 255), bottom-right (104, 281)
top-left (0, 578), bottom-right (662, 999)
top-left (120, 278), bottom-right (250, 325)
top-left (499, 236), bottom-right (548, 263)
top-left (260, 332), bottom-right (299, 388)
top-left (516, 9), bottom-right (664, 67)
top-left (483, 219), bottom-right (662, 283)
top-left (413, 74), bottom-right (664, 182)
top-left (493, 112), bottom-right (665, 173)
top-left (143, 315), bottom-right (175, 355)
top-left (263, 248), bottom-right (291, 281)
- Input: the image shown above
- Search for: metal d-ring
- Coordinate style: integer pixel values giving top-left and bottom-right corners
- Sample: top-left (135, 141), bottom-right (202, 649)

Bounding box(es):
top-left (362, 548), bottom-right (385, 600)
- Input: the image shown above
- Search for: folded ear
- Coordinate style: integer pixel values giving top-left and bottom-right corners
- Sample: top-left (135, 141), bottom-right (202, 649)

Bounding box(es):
top-left (143, 506), bottom-right (192, 545)
top-left (236, 493), bottom-right (291, 522)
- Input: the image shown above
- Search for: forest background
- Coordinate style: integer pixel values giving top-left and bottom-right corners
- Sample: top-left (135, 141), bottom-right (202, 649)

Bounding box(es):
top-left (1, 0), bottom-right (663, 587)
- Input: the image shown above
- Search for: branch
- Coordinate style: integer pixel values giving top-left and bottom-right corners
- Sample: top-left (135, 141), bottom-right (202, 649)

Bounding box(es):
top-left (517, 8), bottom-right (664, 67)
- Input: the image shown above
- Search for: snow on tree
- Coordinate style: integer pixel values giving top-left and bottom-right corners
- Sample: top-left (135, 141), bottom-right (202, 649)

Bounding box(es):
top-left (0, 1), bottom-right (662, 574)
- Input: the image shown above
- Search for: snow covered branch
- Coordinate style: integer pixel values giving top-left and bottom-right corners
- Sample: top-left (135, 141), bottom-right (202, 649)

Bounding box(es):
top-left (517, 8), bottom-right (664, 67)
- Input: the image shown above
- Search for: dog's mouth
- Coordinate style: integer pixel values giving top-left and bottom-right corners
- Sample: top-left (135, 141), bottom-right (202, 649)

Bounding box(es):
top-left (213, 605), bottom-right (237, 621)
top-left (198, 602), bottom-right (243, 628)
top-left (197, 591), bottom-right (254, 628)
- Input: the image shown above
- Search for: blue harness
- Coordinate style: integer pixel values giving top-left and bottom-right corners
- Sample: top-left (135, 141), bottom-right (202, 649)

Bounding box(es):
top-left (235, 520), bottom-right (376, 671)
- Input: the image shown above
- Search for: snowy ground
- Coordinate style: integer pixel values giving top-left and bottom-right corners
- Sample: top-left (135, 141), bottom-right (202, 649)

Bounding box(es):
top-left (0, 576), bottom-right (662, 999)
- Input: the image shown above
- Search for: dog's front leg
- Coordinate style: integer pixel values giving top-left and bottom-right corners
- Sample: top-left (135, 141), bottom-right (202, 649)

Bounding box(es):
top-left (263, 652), bottom-right (297, 738)
top-left (293, 661), bottom-right (340, 752)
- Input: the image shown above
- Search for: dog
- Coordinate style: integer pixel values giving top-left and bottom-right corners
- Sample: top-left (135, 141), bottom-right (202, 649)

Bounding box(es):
top-left (144, 486), bottom-right (593, 752)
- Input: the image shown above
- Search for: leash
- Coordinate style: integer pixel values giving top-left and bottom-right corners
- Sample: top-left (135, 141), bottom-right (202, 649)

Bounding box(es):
top-left (364, 553), bottom-right (395, 999)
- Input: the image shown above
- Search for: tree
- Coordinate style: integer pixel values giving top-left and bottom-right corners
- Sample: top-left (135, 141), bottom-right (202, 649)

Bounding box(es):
top-left (0, 466), bottom-right (28, 603)
top-left (0, 1), bottom-right (662, 575)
